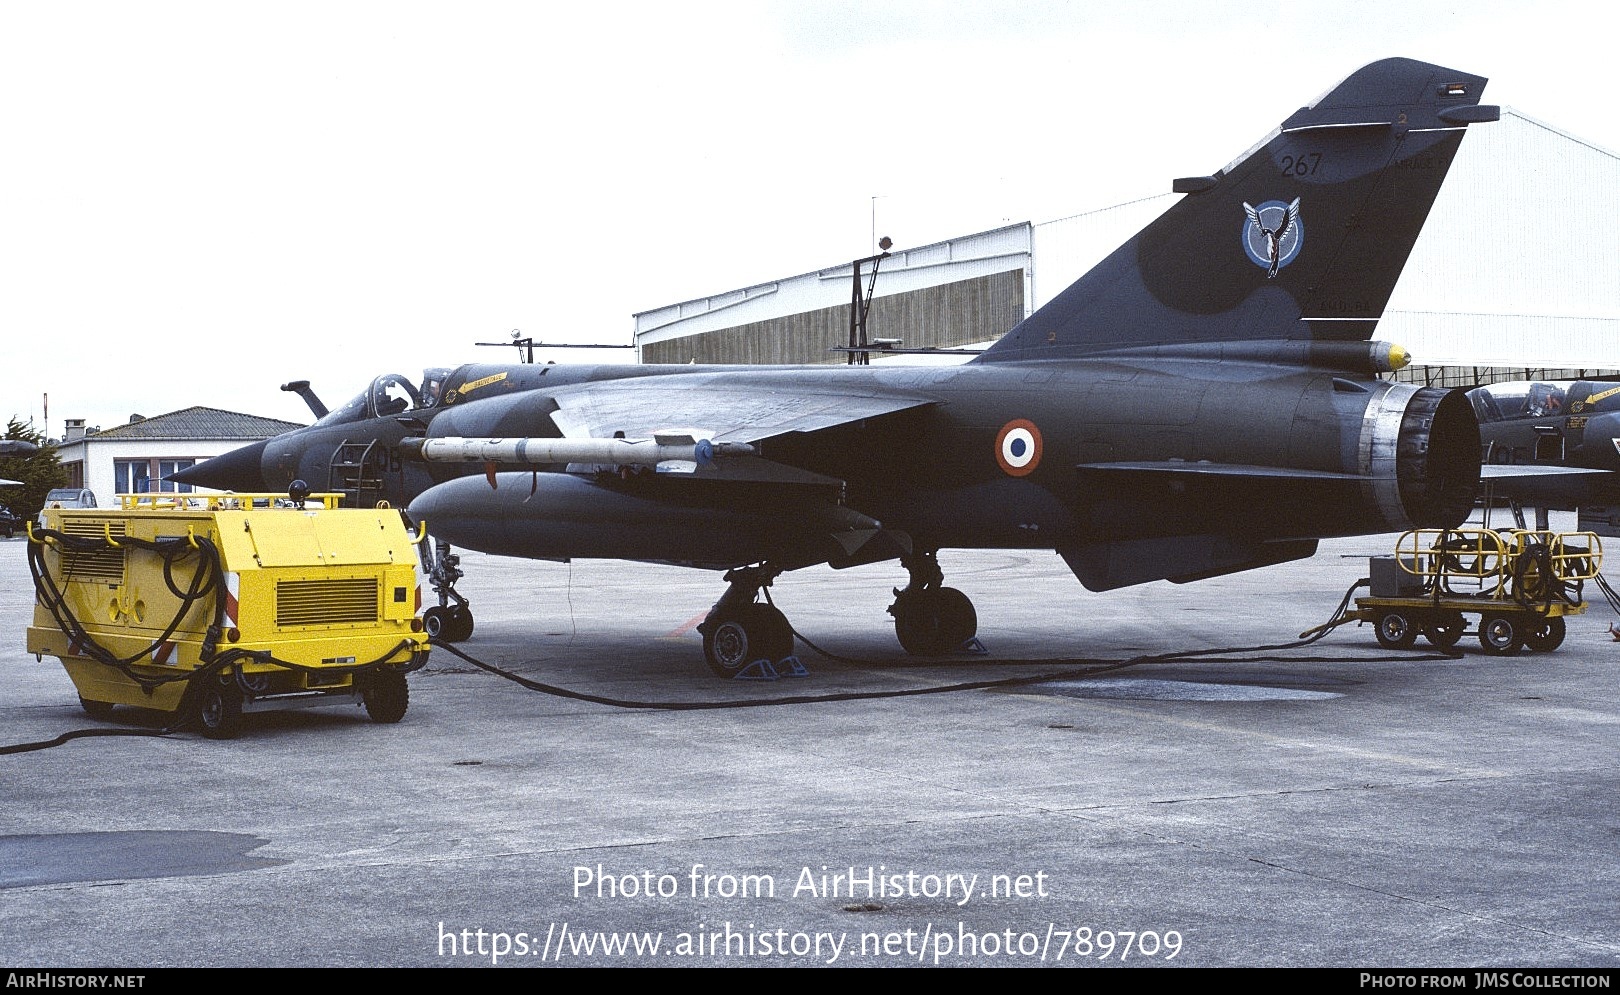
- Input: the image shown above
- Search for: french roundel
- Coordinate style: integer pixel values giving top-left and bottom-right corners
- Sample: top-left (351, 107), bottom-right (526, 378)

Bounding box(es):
top-left (995, 420), bottom-right (1042, 476)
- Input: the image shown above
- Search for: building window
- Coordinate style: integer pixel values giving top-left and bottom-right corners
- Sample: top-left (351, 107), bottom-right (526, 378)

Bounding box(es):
top-left (114, 460), bottom-right (151, 494)
top-left (158, 460), bottom-right (195, 493)
top-left (114, 458), bottom-right (197, 494)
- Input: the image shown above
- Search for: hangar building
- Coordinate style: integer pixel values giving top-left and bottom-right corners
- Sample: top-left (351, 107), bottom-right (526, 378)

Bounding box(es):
top-left (633, 109), bottom-right (1618, 384)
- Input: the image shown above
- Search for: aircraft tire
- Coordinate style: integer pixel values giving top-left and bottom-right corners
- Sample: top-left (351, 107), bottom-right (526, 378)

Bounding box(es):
top-left (448, 606), bottom-right (474, 642)
top-left (702, 603), bottom-right (792, 678)
top-left (1524, 615), bottom-right (1566, 653)
top-left (1477, 614), bottom-right (1523, 656)
top-left (1374, 611), bottom-right (1418, 650)
top-left (423, 606), bottom-right (453, 641)
top-left (197, 681), bottom-right (244, 740)
top-left (1421, 612), bottom-right (1466, 649)
top-left (360, 669), bottom-right (410, 723)
top-left (893, 588), bottom-right (977, 656)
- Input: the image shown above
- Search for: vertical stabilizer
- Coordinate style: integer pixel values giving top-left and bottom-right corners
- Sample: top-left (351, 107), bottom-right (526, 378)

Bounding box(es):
top-left (976, 57), bottom-right (1496, 363)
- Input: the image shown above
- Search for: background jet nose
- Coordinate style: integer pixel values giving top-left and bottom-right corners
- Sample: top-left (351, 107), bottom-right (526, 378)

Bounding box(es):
top-left (168, 440), bottom-right (270, 491)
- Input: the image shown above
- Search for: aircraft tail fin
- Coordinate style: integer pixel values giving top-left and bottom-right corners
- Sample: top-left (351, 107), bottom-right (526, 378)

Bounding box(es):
top-left (975, 57), bottom-right (1496, 364)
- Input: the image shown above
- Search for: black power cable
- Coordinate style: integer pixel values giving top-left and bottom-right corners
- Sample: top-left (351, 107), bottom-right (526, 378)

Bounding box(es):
top-left (424, 576), bottom-right (1461, 712)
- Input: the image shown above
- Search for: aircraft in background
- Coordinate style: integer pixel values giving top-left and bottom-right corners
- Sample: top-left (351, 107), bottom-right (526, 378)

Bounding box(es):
top-left (1470, 380), bottom-right (1620, 532)
top-left (177, 57), bottom-right (1500, 676)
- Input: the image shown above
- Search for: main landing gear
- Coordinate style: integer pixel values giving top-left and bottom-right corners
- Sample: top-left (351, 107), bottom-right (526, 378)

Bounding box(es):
top-left (888, 551), bottom-right (978, 656)
top-left (697, 565), bottom-right (800, 679)
top-left (420, 537), bottom-right (474, 642)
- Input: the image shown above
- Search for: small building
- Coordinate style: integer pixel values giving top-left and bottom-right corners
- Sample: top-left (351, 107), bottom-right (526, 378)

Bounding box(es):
top-left (55, 407), bottom-right (304, 505)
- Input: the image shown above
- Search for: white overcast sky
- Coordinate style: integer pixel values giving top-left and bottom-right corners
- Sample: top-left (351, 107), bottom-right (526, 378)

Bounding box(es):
top-left (3, 0), bottom-right (1615, 434)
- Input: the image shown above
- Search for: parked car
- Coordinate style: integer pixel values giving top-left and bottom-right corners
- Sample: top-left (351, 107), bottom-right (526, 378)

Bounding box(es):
top-left (37, 488), bottom-right (98, 528)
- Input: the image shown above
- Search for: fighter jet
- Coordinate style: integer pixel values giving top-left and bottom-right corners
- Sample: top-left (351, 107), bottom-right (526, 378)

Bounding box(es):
top-left (1469, 379), bottom-right (1620, 531)
top-left (175, 57), bottom-right (1498, 676)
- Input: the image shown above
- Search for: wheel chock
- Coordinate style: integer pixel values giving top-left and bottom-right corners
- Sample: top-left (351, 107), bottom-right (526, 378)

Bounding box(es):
top-left (735, 659), bottom-right (780, 680)
top-left (776, 655), bottom-right (810, 678)
top-left (959, 637), bottom-right (988, 655)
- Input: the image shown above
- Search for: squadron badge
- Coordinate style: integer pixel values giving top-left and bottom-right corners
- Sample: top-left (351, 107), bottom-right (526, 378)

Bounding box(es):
top-left (1241, 198), bottom-right (1303, 277)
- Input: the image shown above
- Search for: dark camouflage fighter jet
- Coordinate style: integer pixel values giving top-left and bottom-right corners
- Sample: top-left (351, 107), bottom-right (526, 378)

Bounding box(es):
top-left (1470, 380), bottom-right (1620, 531)
top-left (176, 57), bottom-right (1498, 676)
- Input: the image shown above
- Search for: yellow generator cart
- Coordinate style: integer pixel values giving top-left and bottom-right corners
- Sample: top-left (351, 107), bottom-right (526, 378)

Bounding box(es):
top-left (1327, 528), bottom-right (1601, 655)
top-left (27, 492), bottom-right (431, 738)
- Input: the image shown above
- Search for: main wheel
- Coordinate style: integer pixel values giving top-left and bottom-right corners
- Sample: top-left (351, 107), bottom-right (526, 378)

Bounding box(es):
top-left (1374, 611), bottom-right (1418, 649)
top-left (359, 669), bottom-right (410, 723)
top-left (197, 682), bottom-right (244, 740)
top-left (1524, 615), bottom-right (1566, 652)
top-left (702, 603), bottom-right (793, 678)
top-left (1421, 612), bottom-right (1466, 649)
top-left (1478, 614), bottom-right (1523, 656)
top-left (892, 587), bottom-right (978, 656)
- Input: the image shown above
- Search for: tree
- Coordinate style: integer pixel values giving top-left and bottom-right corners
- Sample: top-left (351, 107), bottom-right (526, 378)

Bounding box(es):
top-left (0, 418), bottom-right (68, 521)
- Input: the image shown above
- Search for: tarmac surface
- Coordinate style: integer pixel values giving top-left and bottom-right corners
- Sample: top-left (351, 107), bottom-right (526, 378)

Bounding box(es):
top-left (3, 512), bottom-right (1619, 968)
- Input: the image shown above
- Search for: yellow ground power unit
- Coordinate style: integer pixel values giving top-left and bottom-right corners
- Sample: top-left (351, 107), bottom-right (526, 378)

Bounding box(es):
top-left (1307, 528), bottom-right (1602, 655)
top-left (26, 491), bottom-right (431, 738)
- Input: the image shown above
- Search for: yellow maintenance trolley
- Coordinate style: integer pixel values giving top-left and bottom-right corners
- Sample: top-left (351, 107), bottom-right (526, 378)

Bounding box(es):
top-left (26, 491), bottom-right (431, 738)
top-left (1311, 527), bottom-right (1602, 655)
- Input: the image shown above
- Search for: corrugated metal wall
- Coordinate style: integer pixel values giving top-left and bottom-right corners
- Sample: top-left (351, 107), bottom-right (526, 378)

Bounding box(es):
top-left (632, 109), bottom-right (1616, 371)
top-left (1380, 109), bottom-right (1620, 367)
top-left (641, 270), bottom-right (1024, 365)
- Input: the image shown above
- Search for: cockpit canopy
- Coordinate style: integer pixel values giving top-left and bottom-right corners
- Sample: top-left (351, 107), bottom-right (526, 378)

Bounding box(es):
top-left (314, 370), bottom-right (452, 428)
top-left (1467, 381), bottom-right (1572, 424)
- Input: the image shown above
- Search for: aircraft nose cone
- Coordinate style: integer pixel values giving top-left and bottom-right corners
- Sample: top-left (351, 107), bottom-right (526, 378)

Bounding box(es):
top-left (169, 439), bottom-right (269, 491)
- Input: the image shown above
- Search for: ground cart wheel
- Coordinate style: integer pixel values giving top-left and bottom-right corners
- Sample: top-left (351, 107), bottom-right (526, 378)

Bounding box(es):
top-left (1524, 616), bottom-right (1566, 653)
top-left (359, 669), bottom-right (409, 723)
top-left (1477, 614), bottom-right (1523, 656)
top-left (197, 681), bottom-right (244, 739)
top-left (1374, 611), bottom-right (1418, 649)
top-left (1421, 612), bottom-right (1466, 650)
top-left (78, 697), bottom-right (115, 718)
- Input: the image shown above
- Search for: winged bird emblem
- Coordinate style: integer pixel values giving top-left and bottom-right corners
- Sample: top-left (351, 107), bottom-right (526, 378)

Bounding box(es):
top-left (1243, 197), bottom-right (1301, 278)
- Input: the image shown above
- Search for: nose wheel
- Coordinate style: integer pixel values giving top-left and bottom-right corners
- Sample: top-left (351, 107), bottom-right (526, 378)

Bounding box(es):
top-left (418, 534), bottom-right (474, 642)
top-left (423, 604), bottom-right (474, 642)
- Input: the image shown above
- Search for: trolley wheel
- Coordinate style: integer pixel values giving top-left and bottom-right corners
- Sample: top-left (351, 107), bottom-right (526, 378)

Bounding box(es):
top-left (1374, 611), bottom-right (1419, 649)
top-left (359, 669), bottom-right (410, 723)
top-left (1421, 612), bottom-right (1467, 650)
top-left (197, 682), bottom-right (244, 740)
top-left (1477, 614), bottom-right (1524, 657)
top-left (78, 697), bottom-right (115, 718)
top-left (1524, 615), bottom-right (1567, 653)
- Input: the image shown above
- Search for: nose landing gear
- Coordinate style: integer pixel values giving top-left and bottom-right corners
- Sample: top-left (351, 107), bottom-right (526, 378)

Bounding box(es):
top-left (420, 537), bottom-right (474, 642)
